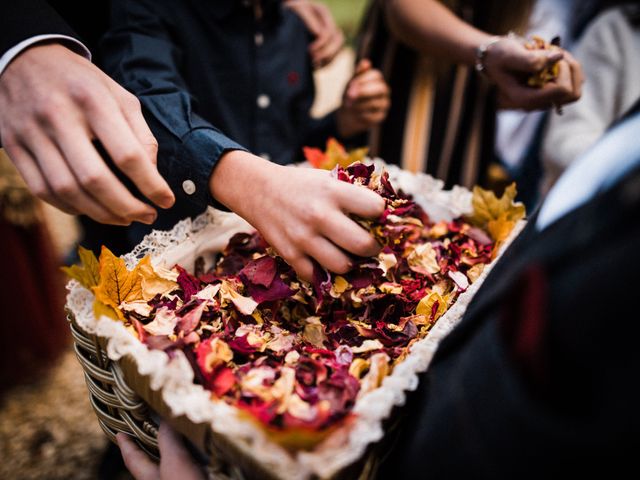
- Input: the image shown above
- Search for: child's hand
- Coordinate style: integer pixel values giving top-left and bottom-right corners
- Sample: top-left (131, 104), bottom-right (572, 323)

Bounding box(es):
top-left (285, 0), bottom-right (345, 69)
top-left (336, 59), bottom-right (390, 138)
top-left (210, 151), bottom-right (385, 282)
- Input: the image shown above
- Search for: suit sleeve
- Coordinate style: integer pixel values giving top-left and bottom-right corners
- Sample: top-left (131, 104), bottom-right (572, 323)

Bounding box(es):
top-left (100, 0), bottom-right (246, 215)
top-left (0, 1), bottom-right (80, 57)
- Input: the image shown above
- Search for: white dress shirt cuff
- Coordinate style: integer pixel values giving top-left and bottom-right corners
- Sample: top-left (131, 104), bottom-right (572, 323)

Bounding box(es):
top-left (0, 34), bottom-right (91, 77)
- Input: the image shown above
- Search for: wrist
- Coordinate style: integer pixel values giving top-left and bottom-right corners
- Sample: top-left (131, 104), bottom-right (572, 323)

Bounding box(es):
top-left (209, 150), bottom-right (279, 215)
top-left (474, 35), bottom-right (503, 74)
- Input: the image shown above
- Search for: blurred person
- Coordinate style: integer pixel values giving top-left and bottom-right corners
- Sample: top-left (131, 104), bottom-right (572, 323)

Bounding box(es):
top-left (0, 150), bottom-right (67, 395)
top-left (495, 0), bottom-right (580, 208)
top-left (358, 0), bottom-right (582, 189)
top-left (541, 2), bottom-right (640, 193)
top-left (100, 0), bottom-right (391, 280)
top-left (117, 98), bottom-right (640, 480)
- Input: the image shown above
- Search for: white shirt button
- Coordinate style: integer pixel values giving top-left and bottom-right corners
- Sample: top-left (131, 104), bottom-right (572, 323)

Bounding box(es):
top-left (260, 152), bottom-right (271, 161)
top-left (182, 180), bottom-right (196, 195)
top-left (257, 94), bottom-right (270, 109)
top-left (254, 33), bottom-right (264, 46)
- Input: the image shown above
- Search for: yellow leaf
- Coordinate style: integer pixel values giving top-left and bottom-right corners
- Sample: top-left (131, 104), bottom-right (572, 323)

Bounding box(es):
top-left (416, 291), bottom-right (448, 322)
top-left (407, 242), bottom-right (440, 275)
top-left (488, 213), bottom-right (517, 244)
top-left (61, 246), bottom-right (99, 289)
top-left (348, 358), bottom-right (370, 379)
top-left (93, 299), bottom-right (119, 320)
top-left (467, 183), bottom-right (525, 242)
top-left (219, 280), bottom-right (258, 315)
top-left (330, 275), bottom-right (351, 297)
top-left (325, 137), bottom-right (348, 169)
top-left (92, 247), bottom-right (147, 321)
top-left (309, 137), bottom-right (370, 170)
top-left (138, 261), bottom-right (179, 301)
top-left (343, 146), bottom-right (369, 167)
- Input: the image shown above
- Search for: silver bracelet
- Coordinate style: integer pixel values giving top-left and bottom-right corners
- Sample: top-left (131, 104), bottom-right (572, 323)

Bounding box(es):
top-left (474, 36), bottom-right (503, 73)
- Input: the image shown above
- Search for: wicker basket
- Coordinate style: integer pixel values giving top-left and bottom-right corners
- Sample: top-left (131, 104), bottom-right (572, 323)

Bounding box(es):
top-left (68, 315), bottom-right (160, 458)
top-left (67, 312), bottom-right (383, 480)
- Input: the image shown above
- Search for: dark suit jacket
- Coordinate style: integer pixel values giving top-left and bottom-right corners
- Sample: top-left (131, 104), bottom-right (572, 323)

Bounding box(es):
top-left (0, 1), bottom-right (108, 60)
top-left (377, 148), bottom-right (640, 476)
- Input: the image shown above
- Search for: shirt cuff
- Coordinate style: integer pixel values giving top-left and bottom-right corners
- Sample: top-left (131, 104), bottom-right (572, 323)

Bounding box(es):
top-left (176, 127), bottom-right (247, 209)
top-left (0, 34), bottom-right (91, 77)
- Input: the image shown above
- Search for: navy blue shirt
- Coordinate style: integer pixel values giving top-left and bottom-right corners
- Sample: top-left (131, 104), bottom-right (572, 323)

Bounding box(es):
top-left (101, 0), bottom-right (339, 227)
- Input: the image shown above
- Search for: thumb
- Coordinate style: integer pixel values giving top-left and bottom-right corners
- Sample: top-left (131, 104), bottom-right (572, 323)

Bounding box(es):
top-left (512, 49), bottom-right (563, 73)
top-left (355, 58), bottom-right (372, 76)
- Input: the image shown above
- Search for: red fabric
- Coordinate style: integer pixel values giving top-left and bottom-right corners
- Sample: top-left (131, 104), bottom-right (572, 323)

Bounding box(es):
top-left (0, 216), bottom-right (69, 395)
top-left (500, 265), bottom-right (548, 388)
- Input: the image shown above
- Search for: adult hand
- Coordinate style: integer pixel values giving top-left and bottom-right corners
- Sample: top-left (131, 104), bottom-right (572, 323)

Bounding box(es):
top-left (337, 59), bottom-right (390, 138)
top-left (210, 151), bottom-right (385, 282)
top-left (285, 0), bottom-right (345, 69)
top-left (0, 43), bottom-right (175, 225)
top-left (116, 423), bottom-right (205, 480)
top-left (483, 36), bottom-right (584, 111)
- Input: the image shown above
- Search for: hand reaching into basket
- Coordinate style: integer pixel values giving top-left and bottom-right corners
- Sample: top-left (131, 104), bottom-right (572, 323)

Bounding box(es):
top-left (210, 150), bottom-right (385, 282)
top-left (0, 43), bottom-right (175, 225)
top-left (117, 423), bottom-right (205, 480)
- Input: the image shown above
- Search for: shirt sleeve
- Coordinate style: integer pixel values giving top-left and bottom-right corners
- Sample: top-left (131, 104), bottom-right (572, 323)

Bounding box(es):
top-left (101, 0), bottom-right (247, 213)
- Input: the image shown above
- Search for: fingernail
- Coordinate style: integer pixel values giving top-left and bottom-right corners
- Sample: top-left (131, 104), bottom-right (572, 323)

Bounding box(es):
top-left (140, 212), bottom-right (157, 224)
top-left (160, 194), bottom-right (175, 209)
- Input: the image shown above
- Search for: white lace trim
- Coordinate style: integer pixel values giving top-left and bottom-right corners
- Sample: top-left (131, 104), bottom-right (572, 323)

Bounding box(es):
top-left (65, 164), bottom-right (524, 479)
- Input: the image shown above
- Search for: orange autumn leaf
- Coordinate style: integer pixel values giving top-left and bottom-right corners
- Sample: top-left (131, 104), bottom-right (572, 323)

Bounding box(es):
top-left (303, 137), bottom-right (369, 170)
top-left (61, 246), bottom-right (100, 289)
top-left (302, 146), bottom-right (326, 168)
top-left (92, 247), bottom-right (149, 320)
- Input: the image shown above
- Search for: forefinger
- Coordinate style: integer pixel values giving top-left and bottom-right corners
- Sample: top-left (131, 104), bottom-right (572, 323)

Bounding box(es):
top-left (51, 118), bottom-right (158, 224)
top-left (335, 181), bottom-right (386, 219)
top-left (84, 88), bottom-right (175, 210)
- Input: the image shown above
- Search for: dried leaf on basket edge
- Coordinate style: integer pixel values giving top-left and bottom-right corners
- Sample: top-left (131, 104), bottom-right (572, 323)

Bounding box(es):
top-left (61, 246), bottom-right (100, 289)
top-left (92, 246), bottom-right (147, 320)
top-left (467, 183), bottom-right (525, 243)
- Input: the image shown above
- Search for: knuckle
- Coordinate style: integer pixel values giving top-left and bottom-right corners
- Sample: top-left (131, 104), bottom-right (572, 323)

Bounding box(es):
top-left (79, 170), bottom-right (105, 189)
top-left (35, 94), bottom-right (67, 122)
top-left (70, 81), bottom-right (97, 106)
top-left (32, 184), bottom-right (51, 200)
top-left (0, 129), bottom-right (17, 147)
top-left (122, 93), bottom-right (142, 114)
top-left (52, 179), bottom-right (78, 198)
top-left (307, 202), bottom-right (328, 223)
top-left (114, 149), bottom-right (144, 169)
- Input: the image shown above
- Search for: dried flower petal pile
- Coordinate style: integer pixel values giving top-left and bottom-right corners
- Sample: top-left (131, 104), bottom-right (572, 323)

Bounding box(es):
top-left (525, 35), bottom-right (562, 87)
top-left (65, 163), bottom-right (524, 447)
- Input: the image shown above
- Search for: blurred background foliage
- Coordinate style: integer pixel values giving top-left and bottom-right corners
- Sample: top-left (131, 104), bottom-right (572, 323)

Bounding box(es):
top-left (320, 0), bottom-right (369, 42)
